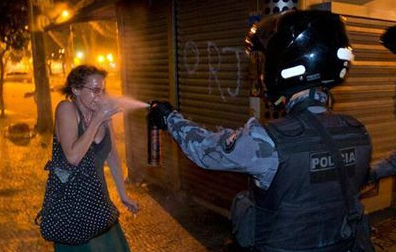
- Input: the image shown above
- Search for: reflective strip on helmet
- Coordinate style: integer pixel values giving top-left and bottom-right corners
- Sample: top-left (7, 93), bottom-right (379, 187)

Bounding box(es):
top-left (281, 65), bottom-right (306, 79)
top-left (337, 47), bottom-right (354, 61)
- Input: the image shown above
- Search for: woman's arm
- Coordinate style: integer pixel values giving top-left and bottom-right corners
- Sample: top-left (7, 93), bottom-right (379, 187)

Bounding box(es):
top-left (56, 99), bottom-right (120, 166)
top-left (106, 121), bottom-right (139, 213)
top-left (56, 101), bottom-right (101, 165)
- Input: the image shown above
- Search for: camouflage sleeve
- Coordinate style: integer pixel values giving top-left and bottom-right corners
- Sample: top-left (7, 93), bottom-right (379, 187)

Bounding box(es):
top-left (371, 151), bottom-right (396, 181)
top-left (167, 111), bottom-right (279, 189)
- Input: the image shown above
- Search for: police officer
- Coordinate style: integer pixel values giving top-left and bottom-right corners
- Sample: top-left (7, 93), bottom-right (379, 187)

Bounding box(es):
top-left (149, 10), bottom-right (375, 252)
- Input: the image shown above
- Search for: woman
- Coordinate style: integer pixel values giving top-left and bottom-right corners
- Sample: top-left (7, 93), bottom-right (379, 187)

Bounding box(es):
top-left (54, 65), bottom-right (138, 251)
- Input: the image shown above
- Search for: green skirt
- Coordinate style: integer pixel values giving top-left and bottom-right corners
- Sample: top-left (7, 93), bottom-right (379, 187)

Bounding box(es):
top-left (54, 223), bottom-right (131, 252)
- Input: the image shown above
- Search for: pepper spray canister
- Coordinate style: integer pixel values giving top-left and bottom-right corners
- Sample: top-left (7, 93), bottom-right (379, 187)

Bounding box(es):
top-left (147, 114), bottom-right (161, 166)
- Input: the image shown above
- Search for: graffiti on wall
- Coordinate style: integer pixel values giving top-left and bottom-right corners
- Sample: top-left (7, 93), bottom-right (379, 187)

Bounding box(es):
top-left (183, 41), bottom-right (244, 101)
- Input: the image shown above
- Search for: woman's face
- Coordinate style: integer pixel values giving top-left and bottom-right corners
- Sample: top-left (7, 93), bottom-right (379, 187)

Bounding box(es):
top-left (78, 74), bottom-right (106, 111)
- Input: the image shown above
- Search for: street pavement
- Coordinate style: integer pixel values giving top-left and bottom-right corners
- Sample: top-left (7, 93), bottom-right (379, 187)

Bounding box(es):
top-left (1, 81), bottom-right (396, 252)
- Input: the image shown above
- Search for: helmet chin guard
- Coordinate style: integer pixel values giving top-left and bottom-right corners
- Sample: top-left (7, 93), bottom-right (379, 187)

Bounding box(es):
top-left (246, 10), bottom-right (354, 105)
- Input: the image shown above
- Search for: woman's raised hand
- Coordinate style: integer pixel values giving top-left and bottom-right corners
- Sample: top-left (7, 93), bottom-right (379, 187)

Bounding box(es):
top-left (93, 96), bottom-right (121, 124)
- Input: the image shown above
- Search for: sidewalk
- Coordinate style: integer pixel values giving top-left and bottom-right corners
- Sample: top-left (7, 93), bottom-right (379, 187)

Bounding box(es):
top-left (1, 81), bottom-right (396, 251)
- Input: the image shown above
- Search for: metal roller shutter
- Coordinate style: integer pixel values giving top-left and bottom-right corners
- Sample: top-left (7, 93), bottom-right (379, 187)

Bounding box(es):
top-left (176, 0), bottom-right (253, 210)
top-left (325, 13), bottom-right (396, 212)
top-left (333, 16), bottom-right (396, 161)
top-left (117, 0), bottom-right (174, 186)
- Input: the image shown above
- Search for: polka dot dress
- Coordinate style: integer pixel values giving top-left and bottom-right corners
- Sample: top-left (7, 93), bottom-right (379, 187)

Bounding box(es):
top-left (35, 135), bottom-right (119, 245)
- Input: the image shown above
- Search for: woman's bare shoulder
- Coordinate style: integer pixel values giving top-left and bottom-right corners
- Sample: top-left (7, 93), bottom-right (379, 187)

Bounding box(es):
top-left (55, 100), bottom-right (78, 124)
top-left (56, 100), bottom-right (75, 113)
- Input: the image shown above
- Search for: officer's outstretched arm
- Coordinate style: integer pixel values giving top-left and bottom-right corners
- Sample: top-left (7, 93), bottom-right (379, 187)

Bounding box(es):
top-left (166, 111), bottom-right (279, 176)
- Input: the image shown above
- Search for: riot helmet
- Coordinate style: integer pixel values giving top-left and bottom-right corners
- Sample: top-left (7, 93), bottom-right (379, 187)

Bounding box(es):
top-left (246, 10), bottom-right (354, 104)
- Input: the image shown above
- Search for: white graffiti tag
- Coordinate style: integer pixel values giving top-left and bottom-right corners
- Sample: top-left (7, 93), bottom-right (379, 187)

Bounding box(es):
top-left (183, 41), bottom-right (200, 74)
top-left (183, 41), bottom-right (243, 101)
top-left (207, 41), bottom-right (224, 100)
top-left (223, 47), bottom-right (244, 98)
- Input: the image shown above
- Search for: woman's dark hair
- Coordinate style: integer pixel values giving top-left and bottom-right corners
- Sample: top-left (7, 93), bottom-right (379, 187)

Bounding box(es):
top-left (61, 65), bottom-right (108, 99)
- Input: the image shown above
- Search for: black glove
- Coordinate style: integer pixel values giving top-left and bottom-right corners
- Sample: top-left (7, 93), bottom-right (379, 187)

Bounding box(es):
top-left (148, 100), bottom-right (174, 130)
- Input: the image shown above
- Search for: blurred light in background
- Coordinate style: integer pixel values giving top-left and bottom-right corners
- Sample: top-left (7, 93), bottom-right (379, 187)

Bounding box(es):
top-left (61, 10), bottom-right (70, 19)
top-left (76, 51), bottom-right (84, 59)
top-left (97, 55), bottom-right (105, 64)
top-left (106, 53), bottom-right (114, 62)
top-left (96, 53), bottom-right (117, 72)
